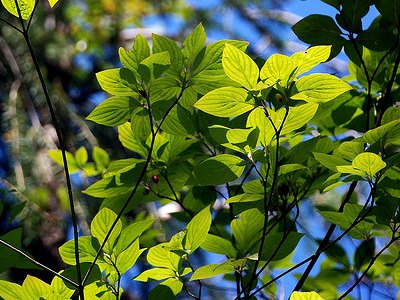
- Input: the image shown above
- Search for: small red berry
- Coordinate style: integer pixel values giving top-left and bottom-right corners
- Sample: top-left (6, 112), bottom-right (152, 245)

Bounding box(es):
top-left (151, 175), bottom-right (159, 184)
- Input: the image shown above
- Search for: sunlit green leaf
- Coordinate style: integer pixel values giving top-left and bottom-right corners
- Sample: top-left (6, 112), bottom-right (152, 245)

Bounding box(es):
top-left (1, 0), bottom-right (34, 19)
top-left (48, 0), bottom-right (59, 7)
top-left (119, 34), bottom-right (150, 73)
top-left (260, 53), bottom-right (295, 86)
top-left (59, 236), bottom-right (98, 265)
top-left (291, 74), bottom-right (352, 103)
top-left (48, 149), bottom-right (80, 173)
top-left (194, 87), bottom-right (254, 117)
top-left (138, 52), bottom-right (171, 83)
top-left (116, 239), bottom-right (145, 273)
top-left (0, 280), bottom-right (23, 300)
top-left (96, 68), bottom-right (137, 96)
top-left (147, 243), bottom-right (181, 271)
top-left (22, 275), bottom-right (51, 300)
top-left (352, 152), bottom-right (386, 177)
top-left (135, 268), bottom-right (175, 282)
top-left (201, 234), bottom-right (237, 258)
top-left (75, 146), bottom-right (88, 168)
top-left (291, 45), bottom-right (332, 76)
top-left (222, 43), bottom-right (259, 90)
top-left (184, 206), bottom-right (212, 253)
top-left (231, 208), bottom-right (264, 255)
top-left (190, 262), bottom-right (236, 281)
top-left (182, 23), bottom-right (206, 66)
top-left (91, 208), bottom-right (122, 254)
top-left (115, 218), bottom-right (154, 255)
top-left (290, 291), bottom-right (324, 300)
top-left (86, 96), bottom-right (139, 126)
top-left (51, 276), bottom-right (74, 299)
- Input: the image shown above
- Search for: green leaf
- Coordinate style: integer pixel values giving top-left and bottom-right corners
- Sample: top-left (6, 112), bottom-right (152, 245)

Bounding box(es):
top-left (130, 107), bottom-right (151, 141)
top-left (119, 34), bottom-right (150, 72)
top-left (281, 103), bottom-right (319, 135)
top-left (92, 146), bottom-right (110, 172)
top-left (320, 204), bottom-right (374, 240)
top-left (135, 268), bottom-right (176, 282)
top-left (225, 193), bottom-right (263, 204)
top-left (289, 291), bottom-right (324, 300)
top-left (161, 104), bottom-right (195, 136)
top-left (358, 120), bottom-right (400, 145)
top-left (182, 23), bottom-right (206, 66)
top-left (152, 34), bottom-right (183, 74)
top-left (86, 96), bottom-right (139, 126)
top-left (189, 154), bottom-right (246, 186)
top-left (259, 231), bottom-right (303, 261)
top-left (48, 149), bottom-right (80, 173)
top-left (149, 278), bottom-right (182, 300)
top-left (194, 87), bottom-right (254, 117)
top-left (184, 206), bottom-right (212, 253)
top-left (147, 243), bottom-right (181, 271)
top-left (118, 123), bottom-right (148, 157)
top-left (22, 275), bottom-right (51, 300)
top-left (246, 107), bottom-right (275, 146)
top-left (0, 228), bottom-right (38, 272)
top-left (290, 45), bottom-right (332, 76)
top-left (375, 0), bottom-right (400, 21)
top-left (354, 239), bottom-right (375, 270)
top-left (1, 0), bottom-right (34, 19)
top-left (91, 208), bottom-right (122, 254)
top-left (279, 164), bottom-right (307, 175)
top-left (337, 141), bottom-right (364, 160)
top-left (59, 236), bottom-right (98, 265)
top-left (231, 208), bottom-right (264, 255)
top-left (190, 262), bottom-right (236, 281)
top-left (353, 152), bottom-right (386, 177)
top-left (222, 43), bottom-right (259, 90)
top-left (0, 280), bottom-right (23, 300)
top-left (75, 146), bottom-right (88, 168)
top-left (292, 14), bottom-right (344, 47)
top-left (48, 0), bottom-right (59, 7)
top-left (116, 239), bottom-right (145, 273)
top-left (291, 74), bottom-right (352, 103)
top-left (357, 27), bottom-right (396, 51)
top-left (201, 234), bottom-right (237, 258)
top-left (313, 152), bottom-right (350, 172)
top-left (138, 52), bottom-right (171, 83)
top-left (96, 68), bottom-right (137, 96)
top-left (115, 218), bottom-right (154, 255)
top-left (51, 277), bottom-right (74, 299)
top-left (260, 53), bottom-right (296, 86)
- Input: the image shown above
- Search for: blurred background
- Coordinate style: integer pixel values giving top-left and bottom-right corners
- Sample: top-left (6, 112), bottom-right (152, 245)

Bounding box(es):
top-left (0, 0), bottom-right (389, 299)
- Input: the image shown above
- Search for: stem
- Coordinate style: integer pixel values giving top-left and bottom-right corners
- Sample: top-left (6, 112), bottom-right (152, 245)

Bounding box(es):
top-left (83, 81), bottom-right (187, 285)
top-left (0, 239), bottom-right (78, 287)
top-left (338, 236), bottom-right (399, 299)
top-left (293, 180), bottom-right (357, 291)
top-left (12, 1), bottom-right (84, 297)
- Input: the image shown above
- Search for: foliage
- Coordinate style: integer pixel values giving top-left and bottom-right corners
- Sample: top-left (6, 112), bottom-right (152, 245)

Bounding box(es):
top-left (0, 0), bottom-right (400, 299)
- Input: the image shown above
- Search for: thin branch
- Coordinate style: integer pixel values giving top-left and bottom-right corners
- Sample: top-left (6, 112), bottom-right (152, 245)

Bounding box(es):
top-left (0, 239), bottom-right (78, 287)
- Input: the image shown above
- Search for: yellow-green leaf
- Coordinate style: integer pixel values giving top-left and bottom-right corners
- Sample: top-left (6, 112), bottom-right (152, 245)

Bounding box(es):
top-left (222, 43), bottom-right (259, 90)
top-left (260, 53), bottom-right (296, 86)
top-left (289, 291), bottom-right (324, 300)
top-left (291, 45), bottom-right (332, 76)
top-left (194, 87), bottom-right (254, 117)
top-left (48, 0), bottom-right (59, 7)
top-left (291, 74), bottom-right (352, 103)
top-left (352, 152), bottom-right (386, 177)
top-left (1, 0), bottom-right (34, 19)
top-left (91, 208), bottom-right (122, 254)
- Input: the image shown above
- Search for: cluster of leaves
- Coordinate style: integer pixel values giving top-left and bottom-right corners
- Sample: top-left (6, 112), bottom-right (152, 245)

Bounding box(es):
top-left (0, 0), bottom-right (399, 299)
